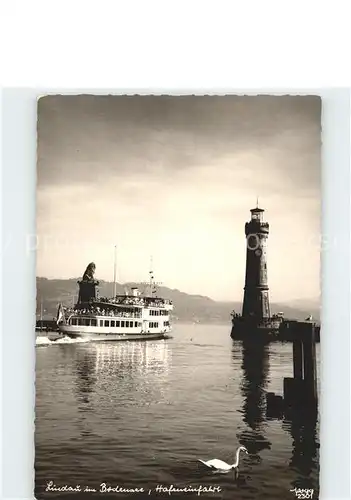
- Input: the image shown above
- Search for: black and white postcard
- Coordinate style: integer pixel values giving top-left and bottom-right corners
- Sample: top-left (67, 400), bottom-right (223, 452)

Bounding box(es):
top-left (35, 95), bottom-right (321, 500)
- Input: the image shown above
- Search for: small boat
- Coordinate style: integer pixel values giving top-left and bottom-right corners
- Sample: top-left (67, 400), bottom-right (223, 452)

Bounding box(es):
top-left (57, 261), bottom-right (173, 342)
top-left (35, 300), bottom-right (58, 333)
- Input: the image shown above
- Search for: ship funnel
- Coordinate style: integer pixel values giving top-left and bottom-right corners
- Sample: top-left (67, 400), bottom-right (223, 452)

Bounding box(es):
top-left (131, 287), bottom-right (140, 297)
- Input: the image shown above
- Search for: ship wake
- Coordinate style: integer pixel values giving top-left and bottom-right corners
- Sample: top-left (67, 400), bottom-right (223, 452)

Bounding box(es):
top-left (36, 335), bottom-right (91, 346)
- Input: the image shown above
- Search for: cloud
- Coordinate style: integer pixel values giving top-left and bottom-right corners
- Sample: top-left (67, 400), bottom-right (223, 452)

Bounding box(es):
top-left (36, 95), bottom-right (321, 302)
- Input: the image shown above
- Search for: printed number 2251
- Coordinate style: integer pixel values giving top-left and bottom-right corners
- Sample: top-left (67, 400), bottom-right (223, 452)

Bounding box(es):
top-left (290, 488), bottom-right (314, 499)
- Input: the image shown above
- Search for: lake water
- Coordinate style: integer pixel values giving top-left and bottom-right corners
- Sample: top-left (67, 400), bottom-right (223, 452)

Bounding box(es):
top-left (35, 323), bottom-right (320, 500)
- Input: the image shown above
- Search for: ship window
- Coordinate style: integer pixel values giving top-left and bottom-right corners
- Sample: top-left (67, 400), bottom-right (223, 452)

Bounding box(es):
top-left (116, 321), bottom-right (120, 327)
top-left (111, 320), bottom-right (115, 327)
top-left (72, 318), bottom-right (77, 326)
top-left (134, 321), bottom-right (138, 327)
top-left (100, 320), bottom-right (103, 327)
top-left (104, 320), bottom-right (109, 327)
top-left (91, 319), bottom-right (97, 327)
top-left (126, 321), bottom-right (129, 327)
top-left (121, 321), bottom-right (125, 327)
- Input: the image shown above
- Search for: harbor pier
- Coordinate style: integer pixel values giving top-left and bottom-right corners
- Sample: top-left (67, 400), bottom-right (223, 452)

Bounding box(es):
top-left (266, 322), bottom-right (318, 417)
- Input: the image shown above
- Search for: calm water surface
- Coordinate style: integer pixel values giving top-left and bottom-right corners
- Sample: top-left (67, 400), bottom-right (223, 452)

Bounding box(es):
top-left (35, 324), bottom-right (320, 500)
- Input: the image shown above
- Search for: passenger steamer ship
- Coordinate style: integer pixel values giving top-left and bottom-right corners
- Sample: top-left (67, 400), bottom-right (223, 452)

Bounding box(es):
top-left (57, 262), bottom-right (173, 341)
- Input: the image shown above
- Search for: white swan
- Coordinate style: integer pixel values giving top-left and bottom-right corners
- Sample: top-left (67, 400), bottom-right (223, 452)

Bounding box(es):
top-left (198, 445), bottom-right (248, 472)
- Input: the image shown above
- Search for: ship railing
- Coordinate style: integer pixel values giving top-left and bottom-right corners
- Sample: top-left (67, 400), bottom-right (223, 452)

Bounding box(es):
top-left (65, 308), bottom-right (143, 318)
top-left (92, 297), bottom-right (172, 307)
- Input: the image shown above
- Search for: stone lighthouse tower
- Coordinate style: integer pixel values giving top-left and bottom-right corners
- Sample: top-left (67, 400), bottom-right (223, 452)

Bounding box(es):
top-left (242, 204), bottom-right (271, 320)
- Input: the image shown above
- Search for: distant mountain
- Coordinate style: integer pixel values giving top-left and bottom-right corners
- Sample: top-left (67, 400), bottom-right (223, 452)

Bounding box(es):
top-left (36, 277), bottom-right (320, 323)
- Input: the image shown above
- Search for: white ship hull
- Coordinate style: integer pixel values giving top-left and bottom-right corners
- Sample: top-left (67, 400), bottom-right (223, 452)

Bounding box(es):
top-left (58, 325), bottom-right (171, 342)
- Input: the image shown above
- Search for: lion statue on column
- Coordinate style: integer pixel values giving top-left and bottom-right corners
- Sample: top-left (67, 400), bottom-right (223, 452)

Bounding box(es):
top-left (82, 262), bottom-right (96, 282)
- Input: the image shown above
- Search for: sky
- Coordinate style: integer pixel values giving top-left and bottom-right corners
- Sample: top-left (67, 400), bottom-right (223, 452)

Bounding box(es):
top-left (37, 95), bottom-right (321, 303)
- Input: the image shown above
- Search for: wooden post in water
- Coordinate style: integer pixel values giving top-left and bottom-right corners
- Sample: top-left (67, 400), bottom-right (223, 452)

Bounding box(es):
top-left (293, 339), bottom-right (303, 379)
top-left (283, 321), bottom-right (317, 411)
top-left (302, 323), bottom-right (318, 407)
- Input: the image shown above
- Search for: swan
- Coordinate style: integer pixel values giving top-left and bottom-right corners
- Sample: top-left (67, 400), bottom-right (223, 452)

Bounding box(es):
top-left (198, 445), bottom-right (248, 473)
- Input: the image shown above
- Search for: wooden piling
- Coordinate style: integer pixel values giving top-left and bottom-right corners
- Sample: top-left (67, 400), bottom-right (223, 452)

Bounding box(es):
top-left (303, 324), bottom-right (317, 405)
top-left (266, 320), bottom-right (318, 419)
top-left (292, 339), bottom-right (303, 379)
top-left (283, 377), bottom-right (305, 407)
top-left (284, 322), bottom-right (317, 410)
top-left (266, 392), bottom-right (284, 418)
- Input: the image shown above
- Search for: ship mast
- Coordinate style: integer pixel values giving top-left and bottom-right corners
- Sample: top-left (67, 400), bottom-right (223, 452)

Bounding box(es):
top-left (149, 255), bottom-right (153, 294)
top-left (113, 245), bottom-right (117, 297)
top-left (149, 255), bottom-right (157, 297)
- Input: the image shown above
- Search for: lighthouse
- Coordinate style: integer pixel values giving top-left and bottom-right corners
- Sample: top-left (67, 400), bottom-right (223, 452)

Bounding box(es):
top-left (242, 204), bottom-right (270, 320)
top-left (230, 202), bottom-right (283, 339)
